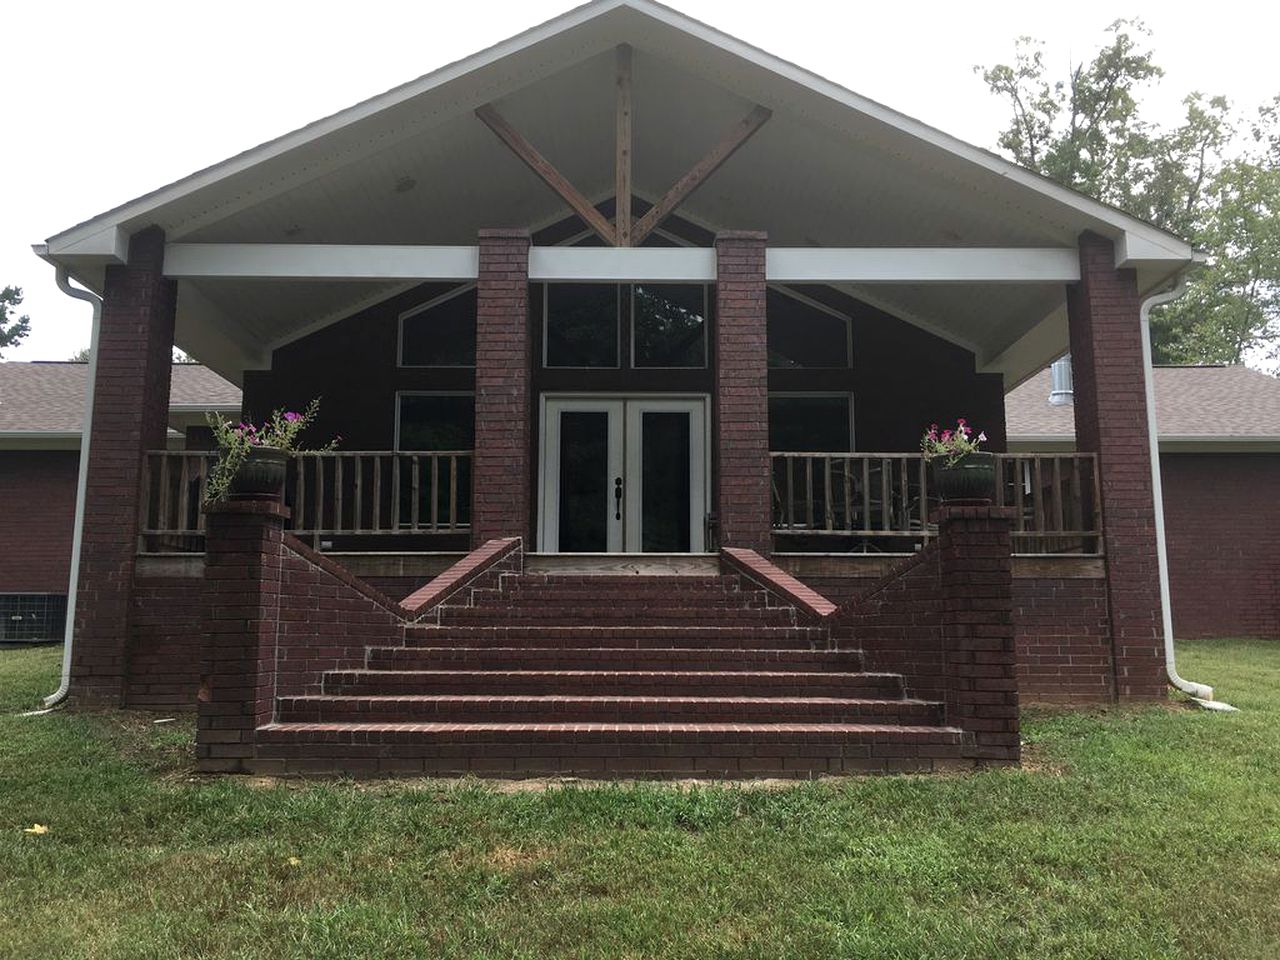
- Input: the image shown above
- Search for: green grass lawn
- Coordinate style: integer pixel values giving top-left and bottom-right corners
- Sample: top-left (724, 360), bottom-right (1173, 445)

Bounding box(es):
top-left (2, 640), bottom-right (1278, 960)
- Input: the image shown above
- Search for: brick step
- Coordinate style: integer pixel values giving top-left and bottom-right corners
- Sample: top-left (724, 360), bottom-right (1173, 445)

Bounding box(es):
top-left (323, 669), bottom-right (904, 699)
top-left (253, 721), bottom-right (968, 777)
top-left (504, 575), bottom-right (737, 589)
top-left (402, 624), bottom-right (828, 649)
top-left (437, 609), bottom-right (798, 626)
top-left (367, 646), bottom-right (864, 672)
top-left (278, 693), bottom-right (942, 724)
top-left (470, 594), bottom-right (773, 610)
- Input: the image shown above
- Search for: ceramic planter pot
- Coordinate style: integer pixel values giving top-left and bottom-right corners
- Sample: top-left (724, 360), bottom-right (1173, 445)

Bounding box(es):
top-left (228, 446), bottom-right (289, 500)
top-left (932, 451), bottom-right (996, 502)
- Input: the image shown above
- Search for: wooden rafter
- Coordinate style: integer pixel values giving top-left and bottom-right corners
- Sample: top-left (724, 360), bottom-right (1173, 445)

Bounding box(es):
top-left (615, 44), bottom-right (634, 246)
top-left (475, 103), bottom-right (617, 245)
top-left (630, 104), bottom-right (772, 246)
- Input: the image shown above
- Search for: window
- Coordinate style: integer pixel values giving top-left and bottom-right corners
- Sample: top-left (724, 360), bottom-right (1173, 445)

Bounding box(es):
top-left (545, 284), bottom-right (619, 368)
top-left (768, 395), bottom-right (853, 452)
top-left (633, 284), bottom-right (707, 368)
top-left (400, 286), bottom-right (476, 367)
top-left (397, 394), bottom-right (475, 451)
top-left (767, 288), bottom-right (851, 369)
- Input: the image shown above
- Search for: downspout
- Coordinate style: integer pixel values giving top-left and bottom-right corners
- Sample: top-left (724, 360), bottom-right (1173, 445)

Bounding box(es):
top-left (1139, 279), bottom-right (1235, 710)
top-left (42, 262), bottom-right (103, 707)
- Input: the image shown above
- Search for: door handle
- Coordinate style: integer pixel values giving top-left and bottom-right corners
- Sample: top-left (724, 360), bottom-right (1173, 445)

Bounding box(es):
top-left (614, 476), bottom-right (623, 520)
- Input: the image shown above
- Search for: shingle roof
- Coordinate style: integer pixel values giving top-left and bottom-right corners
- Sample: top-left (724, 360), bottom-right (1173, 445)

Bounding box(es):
top-left (1007, 365), bottom-right (1280, 442)
top-left (0, 362), bottom-right (240, 434)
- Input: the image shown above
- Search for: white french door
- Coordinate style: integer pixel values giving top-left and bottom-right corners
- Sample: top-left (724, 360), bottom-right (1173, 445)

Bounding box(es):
top-left (539, 396), bottom-right (708, 553)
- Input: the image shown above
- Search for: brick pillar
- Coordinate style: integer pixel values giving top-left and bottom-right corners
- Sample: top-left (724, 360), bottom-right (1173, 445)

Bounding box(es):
top-left (1067, 232), bottom-right (1165, 699)
top-left (70, 226), bottom-right (176, 705)
top-left (937, 504), bottom-right (1020, 764)
top-left (471, 229), bottom-right (531, 545)
top-left (196, 501), bottom-right (287, 772)
top-left (714, 231), bottom-right (771, 554)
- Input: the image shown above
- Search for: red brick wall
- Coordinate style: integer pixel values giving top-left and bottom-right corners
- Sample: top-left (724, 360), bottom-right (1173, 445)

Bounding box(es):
top-left (472, 229), bottom-right (532, 544)
top-left (1013, 577), bottom-right (1113, 702)
top-left (1067, 232), bottom-right (1164, 698)
top-left (1163, 452), bottom-right (1280, 639)
top-left (0, 450), bottom-right (79, 593)
top-left (714, 231), bottom-right (772, 553)
top-left (72, 226), bottom-right (177, 706)
top-left (127, 575), bottom-right (204, 709)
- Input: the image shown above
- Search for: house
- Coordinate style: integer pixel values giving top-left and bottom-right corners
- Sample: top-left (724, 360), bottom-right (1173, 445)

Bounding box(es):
top-left (0, 361), bottom-right (239, 641)
top-left (30, 0), bottom-right (1207, 776)
top-left (1008, 361), bottom-right (1280, 641)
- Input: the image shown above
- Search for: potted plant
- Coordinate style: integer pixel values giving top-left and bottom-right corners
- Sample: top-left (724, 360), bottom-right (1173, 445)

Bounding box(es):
top-left (205, 399), bottom-right (333, 503)
top-left (921, 418), bottom-right (994, 501)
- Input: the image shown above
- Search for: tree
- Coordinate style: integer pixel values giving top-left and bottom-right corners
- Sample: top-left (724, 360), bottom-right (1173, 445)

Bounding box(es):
top-left (68, 347), bottom-right (91, 362)
top-left (978, 23), bottom-right (1279, 368)
top-left (1, 286), bottom-right (31, 358)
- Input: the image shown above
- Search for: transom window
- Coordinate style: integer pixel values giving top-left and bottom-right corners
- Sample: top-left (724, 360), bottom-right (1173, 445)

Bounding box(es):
top-left (543, 283), bottom-right (708, 369)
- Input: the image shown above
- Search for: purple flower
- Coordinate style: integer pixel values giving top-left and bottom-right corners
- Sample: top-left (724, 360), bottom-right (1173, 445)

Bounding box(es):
top-left (283, 411), bottom-right (302, 423)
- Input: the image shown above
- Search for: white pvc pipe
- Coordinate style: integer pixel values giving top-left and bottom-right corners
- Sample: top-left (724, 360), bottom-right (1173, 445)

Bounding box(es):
top-left (43, 266), bottom-right (103, 707)
top-left (1139, 280), bottom-right (1219, 703)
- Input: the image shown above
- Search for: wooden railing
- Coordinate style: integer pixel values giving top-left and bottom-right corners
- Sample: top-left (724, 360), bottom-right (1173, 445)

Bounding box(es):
top-left (770, 452), bottom-right (1102, 555)
top-left (139, 450), bottom-right (472, 551)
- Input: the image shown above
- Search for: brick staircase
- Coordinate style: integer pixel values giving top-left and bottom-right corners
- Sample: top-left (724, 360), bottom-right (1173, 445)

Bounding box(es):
top-left (256, 573), bottom-right (966, 777)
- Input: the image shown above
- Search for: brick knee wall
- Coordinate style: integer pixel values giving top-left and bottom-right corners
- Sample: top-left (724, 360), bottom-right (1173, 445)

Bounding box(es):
top-left (127, 575), bottom-right (205, 709)
top-left (1014, 577), bottom-right (1113, 701)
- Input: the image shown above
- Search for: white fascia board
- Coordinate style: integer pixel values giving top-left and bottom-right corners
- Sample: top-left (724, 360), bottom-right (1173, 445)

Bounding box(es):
top-left (165, 244), bottom-right (480, 281)
top-left (766, 248), bottom-right (1081, 284)
top-left (43, 226), bottom-right (129, 262)
top-left (529, 246), bottom-right (716, 282)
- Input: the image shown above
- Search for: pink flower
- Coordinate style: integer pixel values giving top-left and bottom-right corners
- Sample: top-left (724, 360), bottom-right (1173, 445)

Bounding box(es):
top-left (978, 432), bottom-right (987, 442)
top-left (941, 430), bottom-right (953, 442)
top-left (283, 411), bottom-right (302, 423)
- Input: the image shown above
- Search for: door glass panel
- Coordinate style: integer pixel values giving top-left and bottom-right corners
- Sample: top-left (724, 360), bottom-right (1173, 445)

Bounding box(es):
top-left (558, 411), bottom-right (610, 552)
top-left (641, 411), bottom-right (691, 552)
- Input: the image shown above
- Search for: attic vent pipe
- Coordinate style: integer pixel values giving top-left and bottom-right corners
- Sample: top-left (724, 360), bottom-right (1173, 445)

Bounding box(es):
top-left (1048, 355), bottom-right (1073, 405)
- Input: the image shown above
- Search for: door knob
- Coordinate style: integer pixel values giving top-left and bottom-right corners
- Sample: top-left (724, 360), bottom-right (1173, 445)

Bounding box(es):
top-left (614, 476), bottom-right (623, 520)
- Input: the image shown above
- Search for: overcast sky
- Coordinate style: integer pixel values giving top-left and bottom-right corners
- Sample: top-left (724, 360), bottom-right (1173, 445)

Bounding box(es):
top-left (4, 0), bottom-right (1277, 361)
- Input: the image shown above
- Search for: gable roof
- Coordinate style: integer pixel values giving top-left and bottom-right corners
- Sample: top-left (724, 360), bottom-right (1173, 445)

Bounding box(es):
top-left (0, 362), bottom-right (240, 437)
top-left (1007, 365), bottom-right (1280, 446)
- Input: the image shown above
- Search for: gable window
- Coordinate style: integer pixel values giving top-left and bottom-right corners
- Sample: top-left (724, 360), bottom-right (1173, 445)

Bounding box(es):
top-left (632, 284), bottom-right (707, 368)
top-left (400, 286), bottom-right (477, 367)
top-left (544, 284), bottom-right (620, 368)
top-left (767, 288), bottom-right (851, 369)
top-left (768, 394), bottom-right (854, 452)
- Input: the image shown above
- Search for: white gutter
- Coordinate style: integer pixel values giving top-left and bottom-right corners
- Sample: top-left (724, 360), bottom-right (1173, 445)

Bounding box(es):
top-left (42, 260), bottom-right (103, 708)
top-left (1139, 281), bottom-right (1235, 710)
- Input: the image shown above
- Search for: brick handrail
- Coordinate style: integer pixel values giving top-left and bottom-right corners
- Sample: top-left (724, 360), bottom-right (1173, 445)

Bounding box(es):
top-left (400, 537), bottom-right (524, 618)
top-left (720, 547), bottom-right (837, 621)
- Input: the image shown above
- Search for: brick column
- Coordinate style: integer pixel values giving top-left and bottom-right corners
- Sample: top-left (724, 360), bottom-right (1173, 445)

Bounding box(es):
top-left (714, 231), bottom-right (771, 554)
top-left (471, 229), bottom-right (531, 545)
top-left (937, 504), bottom-right (1020, 763)
top-left (1067, 232), bottom-right (1165, 699)
top-left (70, 226), bottom-right (177, 705)
top-left (196, 501), bottom-right (287, 772)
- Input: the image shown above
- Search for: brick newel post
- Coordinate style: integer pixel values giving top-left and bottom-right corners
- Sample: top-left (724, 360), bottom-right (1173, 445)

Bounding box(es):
top-left (70, 226), bottom-right (177, 705)
top-left (196, 500), bottom-right (288, 772)
top-left (472, 229), bottom-right (532, 545)
top-left (937, 503), bottom-right (1020, 764)
top-left (1067, 231), bottom-right (1165, 699)
top-left (714, 230), bottom-right (772, 554)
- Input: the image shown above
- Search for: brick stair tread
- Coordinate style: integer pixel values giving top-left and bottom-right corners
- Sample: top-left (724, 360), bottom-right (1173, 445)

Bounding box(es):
top-left (328, 669), bottom-right (896, 682)
top-left (404, 625), bottom-right (825, 638)
top-left (368, 647), bottom-right (861, 667)
top-left (258, 720), bottom-right (964, 743)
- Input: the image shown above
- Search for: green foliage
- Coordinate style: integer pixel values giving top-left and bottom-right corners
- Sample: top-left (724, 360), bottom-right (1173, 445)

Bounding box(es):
top-left (978, 24), bottom-right (1280, 368)
top-left (0, 285), bottom-right (31, 358)
top-left (204, 399), bottom-right (333, 504)
top-left (68, 347), bottom-right (91, 362)
top-left (2, 639), bottom-right (1279, 957)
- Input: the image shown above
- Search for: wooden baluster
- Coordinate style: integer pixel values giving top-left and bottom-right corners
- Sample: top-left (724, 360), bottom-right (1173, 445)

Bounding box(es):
top-left (823, 457), bottom-right (834, 530)
top-left (157, 455), bottom-right (171, 537)
top-left (314, 458), bottom-right (325, 543)
top-left (862, 458), bottom-right (870, 534)
top-left (195, 458), bottom-right (208, 533)
top-left (334, 458), bottom-right (344, 533)
top-left (918, 456), bottom-right (929, 544)
top-left (391, 454), bottom-right (402, 533)
top-left (1052, 457), bottom-right (1065, 532)
top-left (844, 457), bottom-right (854, 532)
top-left (1014, 458), bottom-right (1026, 534)
top-left (138, 454), bottom-right (154, 552)
top-left (899, 457), bottom-right (908, 531)
top-left (353, 456), bottom-right (363, 532)
top-left (994, 456), bottom-right (1005, 507)
top-left (449, 456), bottom-right (459, 529)
top-left (1070, 455), bottom-right (1082, 535)
top-left (177, 455), bottom-right (191, 533)
top-left (294, 456), bottom-right (306, 533)
top-left (880, 458), bottom-right (891, 531)
top-left (1031, 457), bottom-right (1044, 549)
top-left (372, 455), bottom-right (382, 532)
top-left (411, 456), bottom-right (421, 531)
top-left (785, 458), bottom-right (794, 530)
top-left (430, 455), bottom-right (440, 531)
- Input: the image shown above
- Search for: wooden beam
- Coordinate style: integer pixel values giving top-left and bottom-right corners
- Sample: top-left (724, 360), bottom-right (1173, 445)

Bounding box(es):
top-left (475, 103), bottom-right (616, 246)
top-left (631, 104), bottom-right (772, 246)
top-left (615, 44), bottom-right (633, 246)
